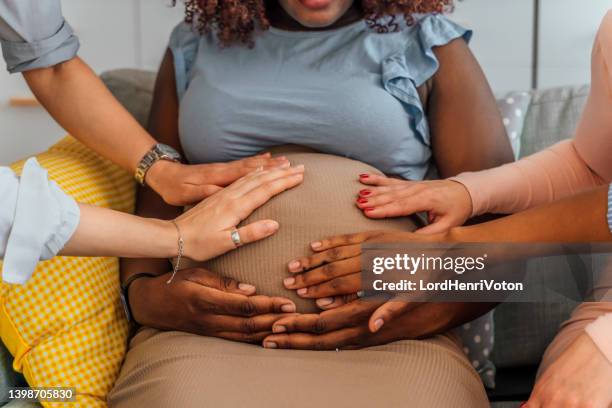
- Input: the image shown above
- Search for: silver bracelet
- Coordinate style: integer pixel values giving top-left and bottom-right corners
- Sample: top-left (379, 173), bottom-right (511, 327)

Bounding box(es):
top-left (166, 220), bottom-right (184, 284)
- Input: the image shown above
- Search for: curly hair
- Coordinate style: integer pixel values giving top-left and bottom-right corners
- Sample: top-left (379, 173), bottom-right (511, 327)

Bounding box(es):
top-left (173, 0), bottom-right (453, 46)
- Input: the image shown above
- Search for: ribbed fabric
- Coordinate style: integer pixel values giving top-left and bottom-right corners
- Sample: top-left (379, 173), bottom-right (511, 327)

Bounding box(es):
top-left (112, 151), bottom-right (488, 407)
top-left (184, 150), bottom-right (423, 313)
top-left (109, 329), bottom-right (488, 408)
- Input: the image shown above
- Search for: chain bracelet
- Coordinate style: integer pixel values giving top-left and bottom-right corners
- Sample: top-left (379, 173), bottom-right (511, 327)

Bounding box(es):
top-left (166, 220), bottom-right (184, 284)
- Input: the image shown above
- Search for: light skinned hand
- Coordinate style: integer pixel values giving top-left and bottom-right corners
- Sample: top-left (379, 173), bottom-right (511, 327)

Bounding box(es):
top-left (525, 333), bottom-right (612, 408)
top-left (356, 174), bottom-right (473, 234)
top-left (147, 152), bottom-right (290, 206)
top-left (175, 164), bottom-right (305, 262)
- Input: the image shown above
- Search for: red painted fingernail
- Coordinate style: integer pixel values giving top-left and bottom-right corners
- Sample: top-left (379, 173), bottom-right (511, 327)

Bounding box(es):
top-left (357, 198), bottom-right (369, 204)
top-left (360, 174), bottom-right (369, 179)
top-left (364, 208), bottom-right (375, 212)
top-left (360, 189), bottom-right (371, 196)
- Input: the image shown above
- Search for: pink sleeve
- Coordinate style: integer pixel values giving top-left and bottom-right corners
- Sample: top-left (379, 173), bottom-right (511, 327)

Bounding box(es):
top-left (585, 313), bottom-right (612, 362)
top-left (574, 11), bottom-right (612, 182)
top-left (451, 11), bottom-right (612, 217)
top-left (540, 303), bottom-right (612, 370)
top-left (450, 140), bottom-right (605, 216)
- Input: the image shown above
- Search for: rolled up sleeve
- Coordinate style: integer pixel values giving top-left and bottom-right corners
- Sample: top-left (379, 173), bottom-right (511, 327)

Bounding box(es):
top-left (0, 159), bottom-right (80, 285)
top-left (0, 0), bottom-right (79, 73)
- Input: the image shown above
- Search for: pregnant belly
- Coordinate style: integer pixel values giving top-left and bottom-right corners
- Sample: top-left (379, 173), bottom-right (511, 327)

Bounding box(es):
top-left (182, 148), bottom-right (423, 313)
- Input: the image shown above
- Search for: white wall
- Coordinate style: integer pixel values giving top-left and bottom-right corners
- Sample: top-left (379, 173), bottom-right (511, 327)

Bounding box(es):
top-left (539, 0), bottom-right (612, 88)
top-left (451, 0), bottom-right (534, 93)
top-left (0, 0), bottom-right (183, 165)
top-left (1, 0), bottom-right (611, 165)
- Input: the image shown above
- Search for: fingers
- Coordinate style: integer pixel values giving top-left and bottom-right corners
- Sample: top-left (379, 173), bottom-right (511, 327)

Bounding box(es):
top-left (236, 165), bottom-right (305, 213)
top-left (210, 313), bottom-right (291, 343)
top-left (181, 268), bottom-right (257, 295)
top-left (263, 327), bottom-right (365, 350)
top-left (293, 274), bottom-right (361, 299)
top-left (241, 153), bottom-right (288, 170)
top-left (210, 220), bottom-right (280, 258)
top-left (309, 231), bottom-right (384, 252)
top-left (177, 184), bottom-right (226, 204)
top-left (356, 184), bottom-right (422, 211)
top-left (224, 165), bottom-right (304, 213)
top-left (368, 299), bottom-right (416, 333)
top-left (271, 300), bottom-right (378, 335)
top-left (230, 154), bottom-right (289, 178)
top-left (361, 197), bottom-right (428, 219)
top-left (191, 285), bottom-right (296, 316)
top-left (358, 174), bottom-right (404, 186)
top-left (285, 256), bottom-right (360, 290)
top-left (237, 220), bottom-right (280, 243)
top-left (204, 220), bottom-right (282, 260)
top-left (287, 244), bottom-right (361, 273)
top-left (218, 331), bottom-right (272, 344)
top-left (316, 294), bottom-right (359, 310)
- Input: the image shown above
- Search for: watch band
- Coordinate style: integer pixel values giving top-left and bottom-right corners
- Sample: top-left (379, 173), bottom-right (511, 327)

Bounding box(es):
top-left (120, 273), bottom-right (158, 325)
top-left (134, 144), bottom-right (182, 186)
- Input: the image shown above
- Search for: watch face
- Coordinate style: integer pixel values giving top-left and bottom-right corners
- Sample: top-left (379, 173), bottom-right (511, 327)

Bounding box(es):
top-left (156, 144), bottom-right (181, 161)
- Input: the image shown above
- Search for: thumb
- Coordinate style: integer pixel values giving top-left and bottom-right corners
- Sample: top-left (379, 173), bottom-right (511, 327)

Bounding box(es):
top-left (175, 184), bottom-right (224, 205)
top-left (415, 219), bottom-right (453, 235)
top-left (368, 299), bottom-right (416, 333)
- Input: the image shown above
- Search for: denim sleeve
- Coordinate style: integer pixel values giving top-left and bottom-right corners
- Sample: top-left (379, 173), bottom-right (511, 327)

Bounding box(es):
top-left (0, 0), bottom-right (79, 73)
top-left (608, 183), bottom-right (612, 235)
top-left (0, 159), bottom-right (80, 285)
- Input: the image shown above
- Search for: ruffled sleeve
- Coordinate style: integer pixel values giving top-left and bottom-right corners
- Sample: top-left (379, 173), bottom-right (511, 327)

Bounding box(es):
top-left (381, 15), bottom-right (471, 146)
top-left (168, 22), bottom-right (200, 101)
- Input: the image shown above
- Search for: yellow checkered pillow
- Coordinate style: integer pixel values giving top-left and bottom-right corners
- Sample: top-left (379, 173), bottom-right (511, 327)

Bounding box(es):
top-left (0, 136), bottom-right (135, 407)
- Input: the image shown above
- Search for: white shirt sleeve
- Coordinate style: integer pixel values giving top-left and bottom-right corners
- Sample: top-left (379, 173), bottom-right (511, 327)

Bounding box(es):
top-left (0, 158), bottom-right (80, 284)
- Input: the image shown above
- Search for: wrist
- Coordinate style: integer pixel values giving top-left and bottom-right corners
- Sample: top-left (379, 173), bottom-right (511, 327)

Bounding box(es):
top-left (144, 160), bottom-right (181, 193)
top-left (157, 219), bottom-right (180, 259)
top-left (126, 274), bottom-right (156, 326)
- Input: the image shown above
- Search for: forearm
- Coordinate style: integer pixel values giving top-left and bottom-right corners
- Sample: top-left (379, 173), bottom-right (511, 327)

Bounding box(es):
top-left (449, 185), bottom-right (612, 243)
top-left (22, 58), bottom-right (156, 172)
top-left (452, 141), bottom-right (606, 217)
top-left (60, 203), bottom-right (177, 259)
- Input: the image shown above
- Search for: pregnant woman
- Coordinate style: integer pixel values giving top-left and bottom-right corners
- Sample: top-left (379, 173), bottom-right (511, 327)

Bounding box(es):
top-left (291, 10), bottom-right (612, 407)
top-left (109, 0), bottom-right (514, 406)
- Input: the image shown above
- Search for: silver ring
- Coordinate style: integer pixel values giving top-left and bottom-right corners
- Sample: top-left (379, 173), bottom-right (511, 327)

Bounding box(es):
top-left (230, 228), bottom-right (242, 248)
top-left (357, 290), bottom-right (365, 298)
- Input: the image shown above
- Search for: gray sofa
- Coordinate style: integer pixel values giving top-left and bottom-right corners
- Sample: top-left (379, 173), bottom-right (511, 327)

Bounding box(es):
top-left (0, 70), bottom-right (590, 407)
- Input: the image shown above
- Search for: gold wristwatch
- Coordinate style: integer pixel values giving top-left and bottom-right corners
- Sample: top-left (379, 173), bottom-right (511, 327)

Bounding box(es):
top-left (134, 143), bottom-right (182, 186)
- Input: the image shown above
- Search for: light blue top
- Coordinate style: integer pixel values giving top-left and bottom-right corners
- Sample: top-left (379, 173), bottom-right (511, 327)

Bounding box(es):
top-left (0, 0), bottom-right (79, 73)
top-left (169, 15), bottom-right (471, 181)
top-left (0, 159), bottom-right (80, 285)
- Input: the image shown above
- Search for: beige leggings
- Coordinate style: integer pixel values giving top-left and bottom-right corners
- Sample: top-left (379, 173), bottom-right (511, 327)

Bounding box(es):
top-left (108, 328), bottom-right (489, 408)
